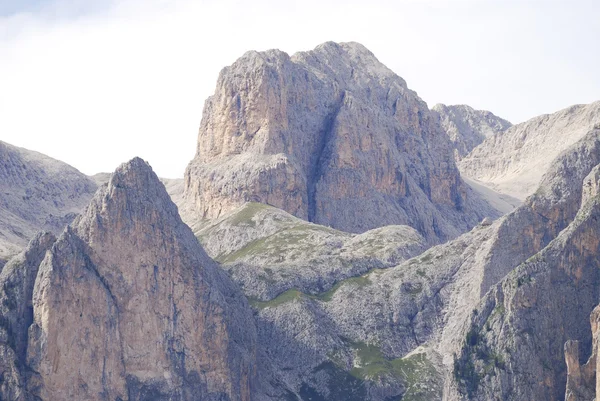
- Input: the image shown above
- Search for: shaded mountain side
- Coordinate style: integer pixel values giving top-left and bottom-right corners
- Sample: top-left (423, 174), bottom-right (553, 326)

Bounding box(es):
top-left (451, 164), bottom-right (600, 401)
top-left (0, 232), bottom-right (55, 401)
top-left (183, 41), bottom-right (498, 243)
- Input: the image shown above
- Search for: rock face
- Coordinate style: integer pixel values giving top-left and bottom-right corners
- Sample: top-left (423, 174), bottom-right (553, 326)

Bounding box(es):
top-left (450, 127), bottom-right (600, 401)
top-left (200, 127), bottom-right (600, 400)
top-left (25, 158), bottom-right (259, 401)
top-left (195, 202), bottom-right (427, 301)
top-left (563, 305), bottom-right (600, 401)
top-left (460, 101), bottom-right (600, 200)
top-left (183, 41), bottom-right (497, 243)
top-left (0, 232), bottom-right (55, 401)
top-left (432, 104), bottom-right (511, 160)
top-left (0, 141), bottom-right (97, 264)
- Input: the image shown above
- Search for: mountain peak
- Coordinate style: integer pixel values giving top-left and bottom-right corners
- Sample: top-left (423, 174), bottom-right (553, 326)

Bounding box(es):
top-left (183, 42), bottom-right (496, 242)
top-left (27, 159), bottom-right (259, 400)
top-left (108, 156), bottom-right (161, 193)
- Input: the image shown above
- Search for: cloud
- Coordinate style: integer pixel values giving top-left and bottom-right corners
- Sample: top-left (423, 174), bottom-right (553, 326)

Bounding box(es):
top-left (0, 0), bottom-right (599, 177)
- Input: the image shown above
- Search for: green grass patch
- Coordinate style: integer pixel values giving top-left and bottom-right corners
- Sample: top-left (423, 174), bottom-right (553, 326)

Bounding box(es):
top-left (217, 223), bottom-right (331, 263)
top-left (228, 202), bottom-right (270, 227)
top-left (339, 341), bottom-right (441, 401)
top-left (313, 275), bottom-right (371, 302)
top-left (249, 289), bottom-right (304, 309)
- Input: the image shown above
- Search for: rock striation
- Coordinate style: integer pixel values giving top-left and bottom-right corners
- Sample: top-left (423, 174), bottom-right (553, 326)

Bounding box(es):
top-left (450, 127), bottom-right (600, 401)
top-left (460, 101), bottom-right (600, 200)
top-left (204, 127), bottom-right (600, 400)
top-left (21, 158), bottom-right (259, 400)
top-left (0, 141), bottom-right (97, 265)
top-left (0, 232), bottom-right (55, 401)
top-left (432, 103), bottom-right (511, 160)
top-left (183, 42), bottom-right (497, 243)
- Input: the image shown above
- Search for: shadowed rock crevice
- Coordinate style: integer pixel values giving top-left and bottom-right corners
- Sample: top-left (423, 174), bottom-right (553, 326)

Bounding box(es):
top-left (0, 231), bottom-right (55, 401)
top-left (307, 92), bottom-right (346, 223)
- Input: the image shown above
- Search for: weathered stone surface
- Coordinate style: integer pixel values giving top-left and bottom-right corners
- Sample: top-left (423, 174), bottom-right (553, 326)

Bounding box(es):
top-left (183, 42), bottom-right (497, 243)
top-left (460, 101), bottom-right (600, 200)
top-left (562, 305), bottom-right (600, 401)
top-left (432, 103), bottom-right (511, 160)
top-left (219, 127), bottom-right (600, 400)
top-left (448, 129), bottom-right (600, 401)
top-left (195, 202), bottom-right (427, 300)
top-left (0, 231), bottom-right (55, 401)
top-left (0, 140), bottom-right (97, 263)
top-left (26, 158), bottom-right (259, 401)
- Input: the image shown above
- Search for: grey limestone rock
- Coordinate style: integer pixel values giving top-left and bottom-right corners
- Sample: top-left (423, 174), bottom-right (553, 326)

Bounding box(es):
top-left (0, 231), bottom-right (55, 401)
top-left (25, 158), bottom-right (260, 401)
top-left (195, 202), bottom-right (427, 301)
top-left (460, 101), bottom-right (600, 200)
top-left (432, 103), bottom-right (511, 160)
top-left (236, 127), bottom-right (600, 400)
top-left (0, 140), bottom-right (97, 263)
top-left (183, 42), bottom-right (498, 243)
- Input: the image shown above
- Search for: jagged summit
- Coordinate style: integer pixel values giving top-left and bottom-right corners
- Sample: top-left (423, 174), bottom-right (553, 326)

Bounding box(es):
top-left (26, 158), bottom-right (259, 400)
top-left (183, 41), bottom-right (496, 243)
top-left (76, 156), bottom-right (185, 241)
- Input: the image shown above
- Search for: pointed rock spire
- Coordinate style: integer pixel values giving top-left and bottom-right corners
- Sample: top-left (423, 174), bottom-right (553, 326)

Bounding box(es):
top-left (27, 158), bottom-right (258, 401)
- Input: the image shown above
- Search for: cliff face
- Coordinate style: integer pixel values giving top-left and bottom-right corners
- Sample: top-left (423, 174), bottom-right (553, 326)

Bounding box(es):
top-left (460, 101), bottom-right (600, 200)
top-left (432, 103), bottom-right (511, 160)
top-left (24, 158), bottom-right (259, 401)
top-left (450, 129), bottom-right (600, 401)
top-left (0, 232), bottom-right (55, 401)
top-left (188, 128), bottom-right (600, 401)
top-left (183, 42), bottom-right (496, 243)
top-left (563, 307), bottom-right (598, 401)
top-left (0, 141), bottom-right (97, 264)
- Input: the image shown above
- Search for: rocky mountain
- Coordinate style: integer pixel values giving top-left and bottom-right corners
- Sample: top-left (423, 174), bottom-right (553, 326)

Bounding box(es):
top-left (432, 103), bottom-right (512, 159)
top-left (0, 158), bottom-right (263, 400)
top-left (564, 305), bottom-right (600, 401)
top-left (460, 101), bottom-right (600, 200)
top-left (188, 126), bottom-right (600, 400)
top-left (194, 201), bottom-right (427, 301)
top-left (0, 141), bottom-right (97, 266)
top-left (0, 231), bottom-right (55, 401)
top-left (450, 127), bottom-right (600, 400)
top-left (2, 39), bottom-right (600, 401)
top-left (183, 42), bottom-right (497, 243)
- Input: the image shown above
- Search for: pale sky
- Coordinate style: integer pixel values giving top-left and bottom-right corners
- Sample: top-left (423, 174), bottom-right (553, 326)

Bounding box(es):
top-left (1, 0), bottom-right (599, 178)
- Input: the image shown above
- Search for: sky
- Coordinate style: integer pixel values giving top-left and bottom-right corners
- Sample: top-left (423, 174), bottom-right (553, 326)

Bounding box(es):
top-left (0, 0), bottom-right (599, 178)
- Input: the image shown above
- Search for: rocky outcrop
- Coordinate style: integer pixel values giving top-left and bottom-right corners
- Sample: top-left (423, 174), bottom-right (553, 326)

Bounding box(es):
top-left (25, 158), bottom-right (259, 400)
top-left (460, 101), bottom-right (600, 200)
top-left (450, 128), bottom-right (600, 401)
top-left (0, 140), bottom-right (97, 263)
top-left (0, 232), bottom-right (55, 401)
top-left (183, 41), bottom-right (497, 243)
top-left (564, 336), bottom-right (596, 401)
top-left (432, 104), bottom-right (511, 160)
top-left (195, 202), bottom-right (427, 300)
top-left (204, 127), bottom-right (600, 400)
